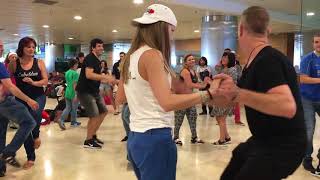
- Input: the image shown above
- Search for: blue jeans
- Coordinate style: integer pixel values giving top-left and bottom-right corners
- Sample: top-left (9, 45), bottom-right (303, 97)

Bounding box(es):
top-left (0, 96), bottom-right (36, 157)
top-left (127, 128), bottom-right (177, 180)
top-left (60, 98), bottom-right (78, 124)
top-left (121, 103), bottom-right (130, 136)
top-left (18, 95), bottom-right (46, 161)
top-left (301, 97), bottom-right (320, 160)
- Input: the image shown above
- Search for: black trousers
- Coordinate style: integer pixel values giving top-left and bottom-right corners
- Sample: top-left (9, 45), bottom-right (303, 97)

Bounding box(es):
top-left (221, 136), bottom-right (305, 180)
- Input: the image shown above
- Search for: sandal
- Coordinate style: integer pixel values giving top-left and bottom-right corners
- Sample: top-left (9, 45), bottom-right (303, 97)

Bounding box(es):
top-left (113, 112), bottom-right (120, 115)
top-left (191, 137), bottom-right (205, 144)
top-left (174, 138), bottom-right (183, 146)
top-left (34, 138), bottom-right (41, 149)
top-left (212, 140), bottom-right (227, 145)
top-left (235, 122), bottom-right (245, 126)
top-left (225, 137), bottom-right (231, 144)
top-left (23, 161), bottom-right (34, 170)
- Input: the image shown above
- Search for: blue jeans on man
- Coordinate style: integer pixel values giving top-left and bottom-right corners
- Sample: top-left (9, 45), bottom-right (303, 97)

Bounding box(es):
top-left (301, 97), bottom-right (320, 169)
top-left (0, 96), bottom-right (36, 158)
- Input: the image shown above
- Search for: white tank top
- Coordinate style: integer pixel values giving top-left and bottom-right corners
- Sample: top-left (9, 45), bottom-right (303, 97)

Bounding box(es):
top-left (124, 45), bottom-right (174, 133)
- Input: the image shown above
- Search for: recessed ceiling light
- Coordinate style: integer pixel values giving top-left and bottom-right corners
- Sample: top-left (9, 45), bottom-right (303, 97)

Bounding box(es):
top-left (194, 30), bottom-right (200, 33)
top-left (133, 0), bottom-right (143, 4)
top-left (307, 12), bottom-right (315, 16)
top-left (68, 37), bottom-right (74, 40)
top-left (74, 16), bottom-right (82, 20)
top-left (112, 30), bottom-right (118, 33)
top-left (13, 33), bottom-right (19, 36)
top-left (42, 25), bottom-right (50, 28)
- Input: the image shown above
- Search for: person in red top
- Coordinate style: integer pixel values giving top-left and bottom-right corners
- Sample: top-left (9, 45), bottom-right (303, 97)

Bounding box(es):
top-left (4, 52), bottom-right (17, 84)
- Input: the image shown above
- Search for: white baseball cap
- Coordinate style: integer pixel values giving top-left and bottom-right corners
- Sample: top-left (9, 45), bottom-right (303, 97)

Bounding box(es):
top-left (133, 4), bottom-right (177, 27)
top-left (8, 52), bottom-right (17, 57)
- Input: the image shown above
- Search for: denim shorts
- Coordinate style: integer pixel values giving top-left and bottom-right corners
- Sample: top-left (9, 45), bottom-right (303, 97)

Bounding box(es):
top-left (127, 128), bottom-right (177, 180)
top-left (77, 93), bottom-right (107, 118)
top-left (99, 83), bottom-right (112, 92)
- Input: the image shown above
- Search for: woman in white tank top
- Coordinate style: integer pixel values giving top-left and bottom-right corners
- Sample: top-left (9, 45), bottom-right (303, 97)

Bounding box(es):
top-left (115, 4), bottom-right (231, 180)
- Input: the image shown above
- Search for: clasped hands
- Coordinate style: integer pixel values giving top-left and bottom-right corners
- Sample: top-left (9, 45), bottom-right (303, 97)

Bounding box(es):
top-left (207, 74), bottom-right (240, 107)
top-left (101, 74), bottom-right (118, 85)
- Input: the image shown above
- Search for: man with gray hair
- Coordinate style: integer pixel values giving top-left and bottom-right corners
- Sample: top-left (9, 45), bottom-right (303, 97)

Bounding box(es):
top-left (214, 6), bottom-right (306, 180)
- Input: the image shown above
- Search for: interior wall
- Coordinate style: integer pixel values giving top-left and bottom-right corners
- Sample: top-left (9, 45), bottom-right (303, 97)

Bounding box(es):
top-left (175, 39), bottom-right (201, 52)
top-left (175, 33), bottom-right (292, 65)
top-left (269, 33), bottom-right (288, 55)
top-left (176, 34), bottom-right (290, 52)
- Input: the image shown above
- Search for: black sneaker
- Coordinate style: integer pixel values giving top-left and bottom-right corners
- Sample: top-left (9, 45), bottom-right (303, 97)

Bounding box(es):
top-left (303, 158), bottom-right (315, 172)
top-left (311, 165), bottom-right (320, 177)
top-left (83, 139), bottom-right (102, 149)
top-left (0, 158), bottom-right (6, 177)
top-left (93, 135), bottom-right (104, 145)
top-left (0, 154), bottom-right (21, 168)
top-left (121, 136), bottom-right (128, 142)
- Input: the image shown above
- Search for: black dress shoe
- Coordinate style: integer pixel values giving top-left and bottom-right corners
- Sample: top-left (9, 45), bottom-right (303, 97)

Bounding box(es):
top-left (303, 158), bottom-right (315, 172)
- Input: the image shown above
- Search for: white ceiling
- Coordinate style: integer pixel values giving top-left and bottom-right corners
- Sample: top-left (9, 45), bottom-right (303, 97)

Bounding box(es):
top-left (0, 0), bottom-right (318, 48)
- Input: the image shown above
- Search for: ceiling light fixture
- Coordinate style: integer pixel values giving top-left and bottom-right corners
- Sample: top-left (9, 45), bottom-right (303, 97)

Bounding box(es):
top-left (42, 25), bottom-right (50, 28)
top-left (112, 30), bottom-right (118, 33)
top-left (74, 15), bottom-right (82, 20)
top-left (307, 12), bottom-right (315, 16)
top-left (194, 30), bottom-right (200, 33)
top-left (13, 33), bottom-right (19, 36)
top-left (133, 0), bottom-right (143, 4)
top-left (68, 37), bottom-right (74, 40)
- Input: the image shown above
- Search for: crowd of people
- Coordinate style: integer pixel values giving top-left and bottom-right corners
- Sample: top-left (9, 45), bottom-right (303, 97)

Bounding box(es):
top-left (0, 3), bottom-right (319, 180)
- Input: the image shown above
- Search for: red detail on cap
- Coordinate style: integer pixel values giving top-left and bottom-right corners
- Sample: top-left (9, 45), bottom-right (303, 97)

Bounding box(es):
top-left (148, 9), bottom-right (155, 14)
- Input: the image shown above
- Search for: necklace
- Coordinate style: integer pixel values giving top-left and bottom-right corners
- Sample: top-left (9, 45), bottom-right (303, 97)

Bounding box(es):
top-left (244, 43), bottom-right (269, 69)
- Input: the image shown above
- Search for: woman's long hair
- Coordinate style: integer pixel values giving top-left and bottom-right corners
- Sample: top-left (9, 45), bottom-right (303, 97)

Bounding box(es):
top-left (222, 52), bottom-right (236, 68)
top-left (121, 22), bottom-right (175, 84)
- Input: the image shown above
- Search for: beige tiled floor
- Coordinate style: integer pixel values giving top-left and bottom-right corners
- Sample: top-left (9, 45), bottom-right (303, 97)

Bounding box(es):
top-left (3, 98), bottom-right (320, 180)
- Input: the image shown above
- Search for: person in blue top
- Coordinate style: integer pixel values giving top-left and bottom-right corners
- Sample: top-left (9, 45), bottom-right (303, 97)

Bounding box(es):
top-left (0, 40), bottom-right (38, 177)
top-left (300, 33), bottom-right (320, 175)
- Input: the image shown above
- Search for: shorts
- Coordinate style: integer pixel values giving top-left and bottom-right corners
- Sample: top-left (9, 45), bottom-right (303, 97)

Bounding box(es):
top-left (128, 128), bottom-right (177, 180)
top-left (77, 93), bottom-right (107, 118)
top-left (99, 83), bottom-right (112, 92)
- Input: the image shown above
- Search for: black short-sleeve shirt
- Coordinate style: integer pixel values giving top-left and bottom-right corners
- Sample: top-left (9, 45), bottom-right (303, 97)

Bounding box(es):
top-left (76, 53), bottom-right (101, 95)
top-left (238, 46), bottom-right (306, 143)
top-left (112, 60), bottom-right (121, 80)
